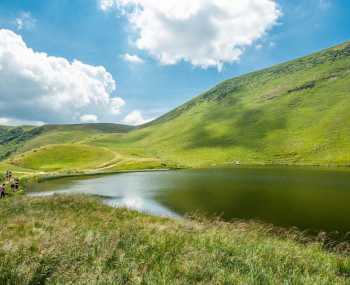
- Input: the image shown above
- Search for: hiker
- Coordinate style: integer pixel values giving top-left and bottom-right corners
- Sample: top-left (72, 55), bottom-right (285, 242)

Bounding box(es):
top-left (0, 184), bottom-right (5, 199)
top-left (14, 178), bottom-right (19, 191)
top-left (5, 170), bottom-right (12, 182)
top-left (10, 180), bottom-right (15, 192)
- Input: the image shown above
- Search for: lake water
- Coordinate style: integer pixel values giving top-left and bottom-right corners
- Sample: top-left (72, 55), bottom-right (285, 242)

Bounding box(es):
top-left (29, 167), bottom-right (350, 234)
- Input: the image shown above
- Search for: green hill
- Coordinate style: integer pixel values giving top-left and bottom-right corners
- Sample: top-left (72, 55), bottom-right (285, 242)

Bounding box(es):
top-left (98, 41), bottom-right (350, 167)
top-left (11, 144), bottom-right (116, 172)
top-left (0, 123), bottom-right (134, 158)
top-left (2, 41), bottom-right (350, 173)
top-left (0, 123), bottom-right (167, 175)
top-left (0, 126), bottom-right (45, 163)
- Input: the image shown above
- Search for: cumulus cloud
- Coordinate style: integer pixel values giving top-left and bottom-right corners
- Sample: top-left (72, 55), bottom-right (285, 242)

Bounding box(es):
top-left (100, 0), bottom-right (116, 11)
top-left (80, 114), bottom-right (99, 123)
top-left (122, 53), bottom-right (144, 64)
top-left (100, 0), bottom-right (281, 70)
top-left (0, 29), bottom-right (125, 124)
top-left (122, 110), bottom-right (146, 126)
top-left (110, 97), bottom-right (126, 114)
top-left (14, 12), bottom-right (36, 31)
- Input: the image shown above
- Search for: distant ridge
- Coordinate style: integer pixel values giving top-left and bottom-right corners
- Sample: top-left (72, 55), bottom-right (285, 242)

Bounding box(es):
top-left (38, 123), bottom-right (135, 133)
top-left (0, 123), bottom-right (134, 161)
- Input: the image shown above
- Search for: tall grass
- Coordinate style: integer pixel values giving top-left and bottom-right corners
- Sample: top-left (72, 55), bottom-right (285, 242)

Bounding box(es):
top-left (1, 195), bottom-right (349, 284)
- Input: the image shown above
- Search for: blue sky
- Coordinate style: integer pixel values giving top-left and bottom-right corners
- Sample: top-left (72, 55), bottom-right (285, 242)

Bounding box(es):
top-left (0, 0), bottom-right (349, 125)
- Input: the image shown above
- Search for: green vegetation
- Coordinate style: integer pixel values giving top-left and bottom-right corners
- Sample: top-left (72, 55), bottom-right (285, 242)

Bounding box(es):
top-left (2, 42), bottom-right (350, 174)
top-left (0, 124), bottom-right (166, 177)
top-left (107, 41), bottom-right (350, 167)
top-left (1, 195), bottom-right (350, 284)
top-left (11, 144), bottom-right (116, 172)
top-left (0, 126), bottom-right (41, 160)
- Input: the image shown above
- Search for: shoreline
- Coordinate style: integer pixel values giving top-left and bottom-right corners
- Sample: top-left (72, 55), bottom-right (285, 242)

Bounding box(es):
top-left (18, 164), bottom-right (350, 246)
top-left (19, 162), bottom-right (350, 191)
top-left (20, 167), bottom-right (179, 192)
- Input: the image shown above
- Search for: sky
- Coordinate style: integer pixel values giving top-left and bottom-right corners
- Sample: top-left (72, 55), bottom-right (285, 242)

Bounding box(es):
top-left (0, 0), bottom-right (349, 126)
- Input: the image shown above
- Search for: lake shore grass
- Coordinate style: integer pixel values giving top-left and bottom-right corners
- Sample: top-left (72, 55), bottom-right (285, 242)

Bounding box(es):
top-left (1, 195), bottom-right (350, 284)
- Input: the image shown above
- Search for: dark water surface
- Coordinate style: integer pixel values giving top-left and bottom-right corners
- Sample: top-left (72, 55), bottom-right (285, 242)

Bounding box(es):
top-left (29, 167), bottom-right (350, 233)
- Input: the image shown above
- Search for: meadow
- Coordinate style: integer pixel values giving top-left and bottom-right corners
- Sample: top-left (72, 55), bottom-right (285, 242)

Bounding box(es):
top-left (1, 195), bottom-right (350, 284)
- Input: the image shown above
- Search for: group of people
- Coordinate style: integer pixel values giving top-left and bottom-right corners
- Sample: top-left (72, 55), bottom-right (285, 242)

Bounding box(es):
top-left (0, 170), bottom-right (20, 199)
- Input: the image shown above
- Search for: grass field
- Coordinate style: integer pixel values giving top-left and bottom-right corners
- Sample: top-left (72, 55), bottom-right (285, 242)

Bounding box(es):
top-left (10, 144), bottom-right (116, 172)
top-left (0, 124), bottom-right (168, 177)
top-left (1, 195), bottom-right (350, 284)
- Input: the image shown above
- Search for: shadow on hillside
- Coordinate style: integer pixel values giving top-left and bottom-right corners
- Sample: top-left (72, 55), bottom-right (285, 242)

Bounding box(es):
top-left (183, 104), bottom-right (287, 150)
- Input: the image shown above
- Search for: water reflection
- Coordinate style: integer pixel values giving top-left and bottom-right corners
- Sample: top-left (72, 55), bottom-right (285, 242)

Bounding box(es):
top-left (28, 167), bottom-right (350, 233)
top-left (29, 172), bottom-right (179, 218)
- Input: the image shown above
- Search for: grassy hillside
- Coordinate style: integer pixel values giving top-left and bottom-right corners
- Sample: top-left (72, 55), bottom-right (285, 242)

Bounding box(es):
top-left (100, 41), bottom-right (350, 167)
top-left (1, 195), bottom-right (350, 284)
top-left (13, 123), bottom-right (134, 153)
top-left (0, 123), bottom-right (167, 176)
top-left (11, 144), bottom-right (116, 172)
top-left (2, 41), bottom-right (350, 174)
top-left (0, 126), bottom-right (42, 160)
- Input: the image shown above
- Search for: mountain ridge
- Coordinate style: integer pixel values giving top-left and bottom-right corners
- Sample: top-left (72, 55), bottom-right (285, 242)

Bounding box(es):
top-left (144, 40), bottom-right (350, 128)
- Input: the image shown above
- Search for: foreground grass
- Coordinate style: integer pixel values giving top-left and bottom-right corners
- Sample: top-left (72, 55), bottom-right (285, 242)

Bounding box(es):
top-left (1, 196), bottom-right (350, 284)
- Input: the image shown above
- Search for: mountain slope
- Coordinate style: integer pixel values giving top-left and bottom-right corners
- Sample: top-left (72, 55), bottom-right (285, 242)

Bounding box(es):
top-left (103, 41), bottom-right (350, 167)
top-left (0, 124), bottom-right (167, 174)
top-left (2, 41), bottom-right (350, 173)
top-left (0, 124), bottom-right (134, 159)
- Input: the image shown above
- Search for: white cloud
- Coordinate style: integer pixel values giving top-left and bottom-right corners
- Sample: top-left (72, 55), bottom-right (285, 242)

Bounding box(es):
top-left (122, 53), bottom-right (144, 64)
top-left (0, 29), bottom-right (125, 124)
top-left (14, 12), bottom-right (36, 31)
top-left (0, 117), bottom-right (44, 126)
top-left (100, 0), bottom-right (116, 11)
top-left (110, 97), bottom-right (126, 114)
top-left (100, 0), bottom-right (281, 70)
top-left (122, 110), bottom-right (146, 126)
top-left (80, 114), bottom-right (99, 123)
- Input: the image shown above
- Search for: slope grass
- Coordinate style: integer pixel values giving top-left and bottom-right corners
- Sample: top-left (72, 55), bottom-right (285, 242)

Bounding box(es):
top-left (0, 124), bottom-right (167, 175)
top-left (98, 41), bottom-right (350, 167)
top-left (10, 144), bottom-right (116, 172)
top-left (1, 195), bottom-right (350, 284)
top-left (2, 42), bottom-right (350, 173)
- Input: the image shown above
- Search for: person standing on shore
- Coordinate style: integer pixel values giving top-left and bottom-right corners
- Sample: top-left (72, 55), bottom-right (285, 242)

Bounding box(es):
top-left (10, 180), bottom-right (15, 192)
top-left (0, 184), bottom-right (5, 199)
top-left (14, 178), bottom-right (19, 191)
top-left (5, 170), bottom-right (12, 182)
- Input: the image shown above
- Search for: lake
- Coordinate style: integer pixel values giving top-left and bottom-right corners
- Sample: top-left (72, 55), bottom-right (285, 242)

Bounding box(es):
top-left (29, 167), bottom-right (350, 234)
